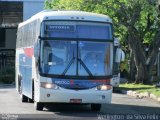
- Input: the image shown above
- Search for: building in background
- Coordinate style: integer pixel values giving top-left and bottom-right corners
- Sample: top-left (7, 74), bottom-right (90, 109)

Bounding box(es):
top-left (0, 0), bottom-right (44, 72)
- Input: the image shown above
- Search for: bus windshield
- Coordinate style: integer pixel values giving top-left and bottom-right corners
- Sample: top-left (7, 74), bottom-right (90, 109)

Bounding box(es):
top-left (40, 21), bottom-right (113, 78)
top-left (40, 40), bottom-right (113, 77)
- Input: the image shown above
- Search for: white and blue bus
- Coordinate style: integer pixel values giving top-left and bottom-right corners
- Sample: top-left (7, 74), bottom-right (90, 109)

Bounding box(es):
top-left (16, 10), bottom-right (121, 111)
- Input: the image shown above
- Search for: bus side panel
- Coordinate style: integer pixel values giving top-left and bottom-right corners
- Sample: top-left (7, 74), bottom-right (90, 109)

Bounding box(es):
top-left (16, 48), bottom-right (24, 92)
top-left (15, 49), bottom-right (19, 92)
top-left (19, 48), bottom-right (33, 98)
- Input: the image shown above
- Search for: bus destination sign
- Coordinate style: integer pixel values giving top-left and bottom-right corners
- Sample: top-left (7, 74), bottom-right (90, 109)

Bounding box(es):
top-left (46, 25), bottom-right (75, 32)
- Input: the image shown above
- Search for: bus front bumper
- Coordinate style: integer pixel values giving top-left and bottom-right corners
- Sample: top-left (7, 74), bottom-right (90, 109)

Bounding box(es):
top-left (38, 87), bottom-right (112, 104)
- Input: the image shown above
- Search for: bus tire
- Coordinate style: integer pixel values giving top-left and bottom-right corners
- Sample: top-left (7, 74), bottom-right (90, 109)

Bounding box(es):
top-left (34, 102), bottom-right (44, 111)
top-left (91, 104), bottom-right (101, 111)
top-left (21, 94), bottom-right (28, 102)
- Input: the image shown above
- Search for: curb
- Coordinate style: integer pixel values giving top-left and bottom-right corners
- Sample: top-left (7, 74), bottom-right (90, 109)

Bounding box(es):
top-left (120, 90), bottom-right (160, 104)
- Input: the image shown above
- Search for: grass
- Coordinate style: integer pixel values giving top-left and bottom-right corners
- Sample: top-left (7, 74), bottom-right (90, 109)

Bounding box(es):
top-left (119, 83), bottom-right (160, 97)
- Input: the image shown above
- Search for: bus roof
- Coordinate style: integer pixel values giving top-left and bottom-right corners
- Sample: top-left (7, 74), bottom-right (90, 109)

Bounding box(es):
top-left (19, 10), bottom-right (112, 27)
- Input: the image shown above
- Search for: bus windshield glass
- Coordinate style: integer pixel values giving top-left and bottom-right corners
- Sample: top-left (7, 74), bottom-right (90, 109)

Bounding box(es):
top-left (40, 40), bottom-right (113, 77)
top-left (40, 21), bottom-right (113, 78)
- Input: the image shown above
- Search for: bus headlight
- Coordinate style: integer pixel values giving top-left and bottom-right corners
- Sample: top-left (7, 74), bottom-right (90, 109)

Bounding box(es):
top-left (96, 84), bottom-right (112, 91)
top-left (40, 82), bottom-right (59, 89)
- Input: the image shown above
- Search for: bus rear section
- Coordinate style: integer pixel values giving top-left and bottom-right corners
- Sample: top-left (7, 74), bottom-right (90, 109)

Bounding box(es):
top-left (16, 11), bottom-right (114, 111)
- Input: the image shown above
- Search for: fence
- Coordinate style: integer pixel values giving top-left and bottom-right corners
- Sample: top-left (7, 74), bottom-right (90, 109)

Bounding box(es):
top-left (0, 49), bottom-right (15, 73)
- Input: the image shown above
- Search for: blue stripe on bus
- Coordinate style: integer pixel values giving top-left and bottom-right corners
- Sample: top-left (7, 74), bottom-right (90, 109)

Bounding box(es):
top-left (52, 78), bottom-right (110, 89)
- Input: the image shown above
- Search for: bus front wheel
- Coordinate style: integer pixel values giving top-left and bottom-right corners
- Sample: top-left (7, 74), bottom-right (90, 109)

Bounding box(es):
top-left (21, 94), bottom-right (28, 102)
top-left (91, 104), bottom-right (101, 111)
top-left (19, 78), bottom-right (28, 102)
top-left (34, 102), bottom-right (44, 111)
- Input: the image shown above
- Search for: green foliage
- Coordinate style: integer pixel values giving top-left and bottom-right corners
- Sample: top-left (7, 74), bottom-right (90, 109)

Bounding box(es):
top-left (45, 0), bottom-right (160, 82)
top-left (45, 0), bottom-right (159, 45)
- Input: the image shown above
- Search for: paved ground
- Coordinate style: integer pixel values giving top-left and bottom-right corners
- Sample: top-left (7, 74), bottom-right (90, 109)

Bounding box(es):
top-left (0, 85), bottom-right (160, 120)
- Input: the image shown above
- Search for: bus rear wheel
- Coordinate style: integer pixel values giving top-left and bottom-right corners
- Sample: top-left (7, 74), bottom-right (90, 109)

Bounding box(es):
top-left (34, 102), bottom-right (44, 111)
top-left (91, 104), bottom-right (101, 111)
top-left (19, 79), bottom-right (28, 102)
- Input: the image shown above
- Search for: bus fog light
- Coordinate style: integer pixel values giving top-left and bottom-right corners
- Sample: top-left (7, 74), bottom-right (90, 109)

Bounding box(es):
top-left (47, 94), bottom-right (50, 97)
top-left (96, 84), bottom-right (112, 90)
top-left (40, 82), bottom-right (59, 89)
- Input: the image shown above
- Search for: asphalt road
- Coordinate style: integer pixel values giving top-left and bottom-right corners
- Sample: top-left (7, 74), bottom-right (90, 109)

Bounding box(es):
top-left (0, 85), bottom-right (160, 120)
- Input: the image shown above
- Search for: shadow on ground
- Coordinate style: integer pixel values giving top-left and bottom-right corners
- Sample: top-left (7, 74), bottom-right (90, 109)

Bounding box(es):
top-left (42, 102), bottom-right (160, 117)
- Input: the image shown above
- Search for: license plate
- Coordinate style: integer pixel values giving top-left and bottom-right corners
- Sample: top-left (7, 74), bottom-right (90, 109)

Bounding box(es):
top-left (70, 99), bottom-right (82, 103)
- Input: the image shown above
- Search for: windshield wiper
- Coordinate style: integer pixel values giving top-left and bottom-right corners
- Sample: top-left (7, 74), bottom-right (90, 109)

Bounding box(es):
top-left (78, 58), bottom-right (93, 77)
top-left (62, 50), bottom-right (75, 75)
top-left (78, 48), bottom-right (93, 77)
top-left (62, 43), bottom-right (93, 77)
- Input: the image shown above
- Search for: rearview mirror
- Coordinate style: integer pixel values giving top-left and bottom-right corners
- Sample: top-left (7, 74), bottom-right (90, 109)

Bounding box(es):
top-left (114, 37), bottom-right (120, 46)
top-left (34, 41), bottom-right (39, 58)
top-left (115, 48), bottom-right (125, 63)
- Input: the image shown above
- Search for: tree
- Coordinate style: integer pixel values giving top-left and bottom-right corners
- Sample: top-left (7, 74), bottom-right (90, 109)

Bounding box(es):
top-left (45, 0), bottom-right (160, 84)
